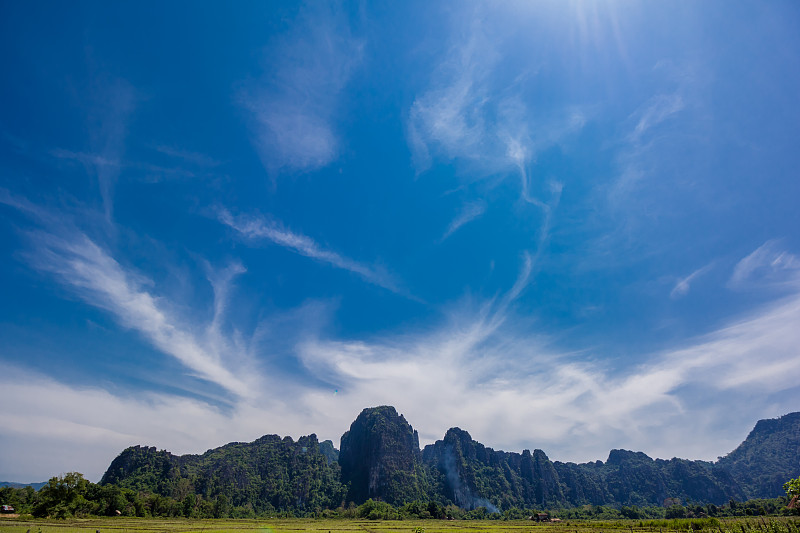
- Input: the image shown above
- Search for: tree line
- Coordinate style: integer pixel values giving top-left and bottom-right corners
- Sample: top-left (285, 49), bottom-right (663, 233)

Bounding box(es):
top-left (2, 472), bottom-right (799, 520)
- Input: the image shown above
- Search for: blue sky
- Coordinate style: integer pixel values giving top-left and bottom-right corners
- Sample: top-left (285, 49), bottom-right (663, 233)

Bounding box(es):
top-left (2, 1), bottom-right (800, 483)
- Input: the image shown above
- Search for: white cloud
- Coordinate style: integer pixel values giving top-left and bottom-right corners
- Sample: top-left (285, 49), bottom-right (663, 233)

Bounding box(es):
top-left (607, 90), bottom-right (685, 212)
top-left (2, 245), bottom-right (799, 480)
top-left (729, 240), bottom-right (800, 289)
top-left (50, 148), bottom-right (120, 169)
top-left (240, 4), bottom-right (362, 173)
top-left (670, 263), bottom-right (714, 299)
top-left (629, 93), bottom-right (685, 145)
top-left (0, 193), bottom-right (257, 400)
top-left (26, 229), bottom-right (254, 398)
top-left (440, 201), bottom-right (486, 242)
top-left (408, 10), bottom-right (581, 267)
top-left (218, 208), bottom-right (404, 295)
top-left (85, 76), bottom-right (137, 223)
top-left (0, 368), bottom-right (324, 482)
top-left (407, 12), bottom-right (583, 191)
top-left (297, 293), bottom-right (800, 463)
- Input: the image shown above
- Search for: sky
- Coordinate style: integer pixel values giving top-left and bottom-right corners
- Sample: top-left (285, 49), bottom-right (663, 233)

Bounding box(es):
top-left (1, 1), bottom-right (800, 483)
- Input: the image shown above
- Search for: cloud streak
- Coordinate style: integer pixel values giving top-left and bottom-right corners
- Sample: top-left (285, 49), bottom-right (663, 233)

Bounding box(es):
top-left (153, 145), bottom-right (221, 167)
top-left (607, 73), bottom-right (691, 213)
top-left (85, 76), bottom-right (137, 223)
top-left (0, 192), bottom-right (255, 400)
top-left (218, 208), bottom-right (403, 295)
top-left (729, 240), bottom-right (800, 289)
top-left (440, 201), bottom-right (486, 242)
top-left (670, 263), bottom-right (714, 299)
top-left (28, 231), bottom-right (253, 398)
top-left (629, 93), bottom-right (685, 145)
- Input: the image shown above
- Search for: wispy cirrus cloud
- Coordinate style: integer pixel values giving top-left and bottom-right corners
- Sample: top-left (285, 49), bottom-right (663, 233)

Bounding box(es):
top-left (297, 278), bottom-right (800, 462)
top-left (218, 208), bottom-right (403, 295)
top-left (607, 61), bottom-right (696, 215)
top-left (240, 4), bottom-right (362, 173)
top-left (629, 93), bottom-right (685, 145)
top-left (670, 263), bottom-right (714, 299)
top-left (85, 76), bottom-right (137, 223)
top-left (729, 240), bottom-right (800, 290)
top-left (50, 148), bottom-right (121, 169)
top-left (407, 13), bottom-right (584, 184)
top-left (608, 90), bottom-right (686, 210)
top-left (408, 9), bottom-right (582, 271)
top-left (153, 145), bottom-right (222, 167)
top-left (28, 232), bottom-right (254, 399)
top-left (41, 75), bottom-right (137, 224)
top-left (52, 147), bottom-right (202, 184)
top-left (2, 235), bottom-right (799, 480)
top-left (0, 191), bottom-right (255, 401)
top-left (440, 200), bottom-right (486, 242)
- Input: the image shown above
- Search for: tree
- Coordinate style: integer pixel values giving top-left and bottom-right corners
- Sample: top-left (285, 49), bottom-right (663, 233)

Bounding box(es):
top-left (213, 494), bottom-right (230, 518)
top-left (182, 494), bottom-right (196, 517)
top-left (665, 504), bottom-right (687, 519)
top-left (784, 476), bottom-right (800, 499)
top-left (33, 472), bottom-right (95, 518)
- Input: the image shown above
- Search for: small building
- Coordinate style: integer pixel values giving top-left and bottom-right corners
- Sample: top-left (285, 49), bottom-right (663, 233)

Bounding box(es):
top-left (1, 505), bottom-right (15, 513)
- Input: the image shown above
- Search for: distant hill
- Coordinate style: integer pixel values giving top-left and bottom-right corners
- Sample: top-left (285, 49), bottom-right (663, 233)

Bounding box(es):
top-left (0, 481), bottom-right (47, 491)
top-left (100, 407), bottom-right (800, 512)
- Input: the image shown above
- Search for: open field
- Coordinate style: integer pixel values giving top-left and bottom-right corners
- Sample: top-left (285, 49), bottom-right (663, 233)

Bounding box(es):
top-left (0, 517), bottom-right (798, 533)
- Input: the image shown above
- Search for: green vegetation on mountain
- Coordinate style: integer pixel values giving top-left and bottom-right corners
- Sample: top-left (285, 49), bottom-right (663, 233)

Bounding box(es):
top-left (100, 433), bottom-right (344, 514)
top-left (717, 413), bottom-right (800, 499)
top-left (2, 472), bottom-right (797, 521)
top-left (89, 408), bottom-right (800, 513)
top-left (421, 430), bottom-right (746, 510)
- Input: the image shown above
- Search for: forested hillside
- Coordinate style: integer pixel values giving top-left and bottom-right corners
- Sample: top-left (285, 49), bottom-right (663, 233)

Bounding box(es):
top-left (421, 429), bottom-right (746, 510)
top-left (101, 434), bottom-right (344, 514)
top-left (716, 412), bottom-right (800, 499)
top-left (99, 407), bottom-right (800, 512)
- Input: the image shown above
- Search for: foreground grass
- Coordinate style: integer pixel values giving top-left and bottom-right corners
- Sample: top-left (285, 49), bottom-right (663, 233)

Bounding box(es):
top-left (0, 516), bottom-right (798, 533)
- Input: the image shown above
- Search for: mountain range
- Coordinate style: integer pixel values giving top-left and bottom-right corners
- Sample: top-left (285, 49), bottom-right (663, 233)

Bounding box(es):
top-left (100, 407), bottom-right (800, 513)
top-left (0, 481), bottom-right (47, 491)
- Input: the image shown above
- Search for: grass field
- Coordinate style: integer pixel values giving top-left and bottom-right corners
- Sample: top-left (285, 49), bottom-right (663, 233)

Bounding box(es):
top-left (0, 516), bottom-right (798, 533)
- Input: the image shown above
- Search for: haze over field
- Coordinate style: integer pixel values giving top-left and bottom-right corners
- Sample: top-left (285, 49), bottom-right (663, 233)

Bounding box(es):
top-left (1, 1), bottom-right (799, 483)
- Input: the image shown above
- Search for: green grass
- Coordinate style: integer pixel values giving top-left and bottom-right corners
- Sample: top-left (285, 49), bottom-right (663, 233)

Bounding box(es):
top-left (0, 516), bottom-right (797, 533)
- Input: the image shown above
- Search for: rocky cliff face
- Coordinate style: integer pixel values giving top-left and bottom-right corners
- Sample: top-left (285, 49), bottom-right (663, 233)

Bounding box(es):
top-left (421, 428), bottom-right (745, 509)
top-left (421, 427), bottom-right (566, 510)
top-left (338, 406), bottom-right (429, 505)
